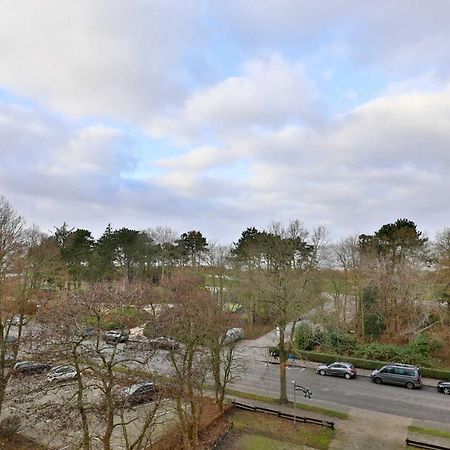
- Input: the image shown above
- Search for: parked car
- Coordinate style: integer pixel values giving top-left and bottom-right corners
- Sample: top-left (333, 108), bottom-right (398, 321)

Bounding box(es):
top-left (147, 336), bottom-right (180, 350)
top-left (104, 329), bottom-right (129, 344)
top-left (315, 362), bottom-right (357, 379)
top-left (119, 382), bottom-right (157, 406)
top-left (223, 327), bottom-right (244, 344)
top-left (80, 326), bottom-right (95, 338)
top-left (13, 361), bottom-right (52, 375)
top-left (437, 380), bottom-right (450, 395)
top-left (371, 364), bottom-right (422, 389)
top-left (46, 364), bottom-right (77, 383)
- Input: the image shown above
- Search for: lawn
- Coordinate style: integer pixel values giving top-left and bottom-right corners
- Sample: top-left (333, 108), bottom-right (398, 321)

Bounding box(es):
top-left (218, 409), bottom-right (335, 450)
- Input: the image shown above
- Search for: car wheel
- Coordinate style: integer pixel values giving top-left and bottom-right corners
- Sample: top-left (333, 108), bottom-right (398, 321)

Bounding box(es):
top-left (373, 377), bottom-right (383, 384)
top-left (443, 387), bottom-right (450, 395)
top-left (344, 373), bottom-right (351, 379)
top-left (319, 369), bottom-right (326, 376)
top-left (406, 382), bottom-right (414, 390)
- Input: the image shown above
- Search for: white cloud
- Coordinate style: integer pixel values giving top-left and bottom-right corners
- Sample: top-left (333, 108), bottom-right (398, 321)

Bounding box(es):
top-left (0, 0), bottom-right (202, 119)
top-left (150, 55), bottom-right (321, 142)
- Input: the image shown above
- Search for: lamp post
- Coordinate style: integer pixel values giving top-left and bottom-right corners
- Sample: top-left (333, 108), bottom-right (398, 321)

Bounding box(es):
top-left (292, 380), bottom-right (297, 427)
top-left (292, 369), bottom-right (308, 429)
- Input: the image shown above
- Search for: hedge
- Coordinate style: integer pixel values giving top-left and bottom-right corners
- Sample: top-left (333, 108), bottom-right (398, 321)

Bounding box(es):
top-left (297, 350), bottom-right (450, 381)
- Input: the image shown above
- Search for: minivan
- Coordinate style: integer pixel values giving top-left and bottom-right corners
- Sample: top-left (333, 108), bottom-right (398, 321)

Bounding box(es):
top-left (371, 364), bottom-right (422, 389)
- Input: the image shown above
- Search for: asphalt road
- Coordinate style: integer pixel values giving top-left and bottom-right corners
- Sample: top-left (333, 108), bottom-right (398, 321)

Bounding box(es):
top-left (230, 349), bottom-right (450, 424)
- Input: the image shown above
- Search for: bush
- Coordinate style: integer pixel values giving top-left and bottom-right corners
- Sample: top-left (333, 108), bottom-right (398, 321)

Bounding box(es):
top-left (327, 330), bottom-right (357, 354)
top-left (295, 325), bottom-right (356, 354)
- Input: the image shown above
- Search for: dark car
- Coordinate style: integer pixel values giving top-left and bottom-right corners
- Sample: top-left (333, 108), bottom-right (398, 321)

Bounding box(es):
top-left (371, 363), bottom-right (422, 389)
top-left (316, 362), bottom-right (357, 379)
top-left (13, 361), bottom-right (52, 375)
top-left (119, 382), bottom-right (157, 406)
top-left (147, 336), bottom-right (180, 350)
top-left (437, 381), bottom-right (450, 395)
top-left (104, 329), bottom-right (129, 344)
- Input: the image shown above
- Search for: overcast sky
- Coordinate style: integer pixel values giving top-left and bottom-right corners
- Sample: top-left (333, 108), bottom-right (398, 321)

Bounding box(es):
top-left (1, 1), bottom-right (449, 243)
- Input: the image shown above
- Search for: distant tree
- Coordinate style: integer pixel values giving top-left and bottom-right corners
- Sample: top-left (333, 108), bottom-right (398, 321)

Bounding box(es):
top-left (434, 228), bottom-right (450, 311)
top-left (93, 224), bottom-right (117, 281)
top-left (358, 219), bottom-right (431, 340)
top-left (177, 231), bottom-right (208, 266)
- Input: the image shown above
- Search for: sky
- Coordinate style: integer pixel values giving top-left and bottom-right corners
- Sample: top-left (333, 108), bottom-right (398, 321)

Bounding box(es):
top-left (0, 0), bottom-right (449, 243)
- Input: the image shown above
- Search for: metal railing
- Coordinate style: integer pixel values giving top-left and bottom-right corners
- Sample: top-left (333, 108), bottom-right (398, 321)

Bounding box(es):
top-left (406, 438), bottom-right (450, 450)
top-left (231, 400), bottom-right (334, 428)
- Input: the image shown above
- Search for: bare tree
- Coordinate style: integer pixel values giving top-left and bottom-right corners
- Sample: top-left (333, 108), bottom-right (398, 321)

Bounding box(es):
top-left (20, 284), bottom-right (163, 450)
top-left (234, 221), bottom-right (322, 404)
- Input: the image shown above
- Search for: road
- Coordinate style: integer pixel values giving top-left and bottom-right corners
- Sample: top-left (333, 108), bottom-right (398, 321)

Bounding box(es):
top-left (231, 329), bottom-right (450, 424)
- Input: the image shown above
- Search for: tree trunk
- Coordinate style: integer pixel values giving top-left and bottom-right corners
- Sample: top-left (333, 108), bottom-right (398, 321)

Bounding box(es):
top-left (278, 324), bottom-right (288, 404)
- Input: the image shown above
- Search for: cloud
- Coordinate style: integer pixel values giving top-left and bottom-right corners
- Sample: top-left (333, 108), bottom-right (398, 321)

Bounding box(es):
top-left (0, 0), bottom-right (203, 119)
top-left (153, 87), bottom-right (450, 239)
top-left (151, 54), bottom-right (321, 142)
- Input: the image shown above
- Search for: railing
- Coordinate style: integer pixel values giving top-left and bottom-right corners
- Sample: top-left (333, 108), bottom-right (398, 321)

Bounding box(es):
top-left (406, 438), bottom-right (450, 450)
top-left (231, 400), bottom-right (334, 428)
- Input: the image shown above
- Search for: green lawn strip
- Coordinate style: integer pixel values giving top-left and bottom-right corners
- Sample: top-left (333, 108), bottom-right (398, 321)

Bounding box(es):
top-left (224, 388), bottom-right (348, 420)
top-left (408, 425), bottom-right (450, 439)
top-left (229, 409), bottom-right (334, 450)
top-left (238, 433), bottom-right (303, 450)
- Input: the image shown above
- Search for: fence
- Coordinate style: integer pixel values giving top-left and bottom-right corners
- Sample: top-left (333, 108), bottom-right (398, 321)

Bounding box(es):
top-left (231, 400), bottom-right (335, 428)
top-left (406, 438), bottom-right (450, 450)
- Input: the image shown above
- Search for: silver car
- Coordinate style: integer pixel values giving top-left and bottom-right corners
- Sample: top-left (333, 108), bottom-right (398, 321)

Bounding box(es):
top-left (316, 362), bottom-right (357, 379)
top-left (46, 364), bottom-right (77, 383)
top-left (371, 364), bottom-right (421, 389)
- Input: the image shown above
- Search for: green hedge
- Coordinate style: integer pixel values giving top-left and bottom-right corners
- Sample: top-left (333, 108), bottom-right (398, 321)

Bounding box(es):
top-left (298, 350), bottom-right (450, 381)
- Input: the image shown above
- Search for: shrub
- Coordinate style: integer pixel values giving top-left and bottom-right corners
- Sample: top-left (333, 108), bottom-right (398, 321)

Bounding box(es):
top-left (327, 330), bottom-right (357, 355)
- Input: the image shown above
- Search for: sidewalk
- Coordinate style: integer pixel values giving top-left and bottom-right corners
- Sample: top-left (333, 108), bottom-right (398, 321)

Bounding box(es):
top-left (263, 358), bottom-right (439, 388)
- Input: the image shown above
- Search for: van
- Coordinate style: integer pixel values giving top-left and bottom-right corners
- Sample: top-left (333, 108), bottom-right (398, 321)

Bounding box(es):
top-left (371, 363), bottom-right (422, 389)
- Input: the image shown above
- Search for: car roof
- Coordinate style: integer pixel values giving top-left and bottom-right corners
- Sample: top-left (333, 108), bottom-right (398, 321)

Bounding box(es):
top-left (122, 382), bottom-right (155, 395)
top-left (387, 363), bottom-right (418, 369)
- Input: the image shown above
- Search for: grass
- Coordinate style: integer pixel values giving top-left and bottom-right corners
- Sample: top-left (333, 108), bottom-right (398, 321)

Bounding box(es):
top-left (222, 409), bottom-right (335, 449)
top-left (238, 434), bottom-right (303, 449)
top-left (224, 388), bottom-right (349, 420)
top-left (408, 425), bottom-right (450, 439)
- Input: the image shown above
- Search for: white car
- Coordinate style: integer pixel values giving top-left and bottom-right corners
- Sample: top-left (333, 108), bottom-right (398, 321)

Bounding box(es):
top-left (45, 364), bottom-right (77, 382)
top-left (104, 329), bottom-right (129, 343)
top-left (223, 327), bottom-right (244, 344)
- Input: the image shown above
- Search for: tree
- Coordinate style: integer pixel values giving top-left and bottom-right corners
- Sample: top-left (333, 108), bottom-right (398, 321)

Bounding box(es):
top-left (434, 228), bottom-right (450, 312)
top-left (234, 221), bottom-right (321, 404)
top-left (177, 231), bottom-right (208, 267)
top-left (358, 219), bottom-right (431, 340)
top-left (26, 284), bottom-right (162, 450)
top-left (153, 272), bottom-right (240, 447)
top-left (0, 197), bottom-right (41, 415)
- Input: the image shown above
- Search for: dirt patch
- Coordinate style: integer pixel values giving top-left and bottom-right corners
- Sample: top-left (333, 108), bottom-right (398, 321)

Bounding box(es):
top-left (0, 433), bottom-right (45, 449)
top-left (151, 398), bottom-right (232, 450)
top-left (243, 322), bottom-right (274, 340)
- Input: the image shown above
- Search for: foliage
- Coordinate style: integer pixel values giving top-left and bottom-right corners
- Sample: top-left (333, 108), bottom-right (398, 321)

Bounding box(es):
top-left (361, 286), bottom-right (385, 339)
top-left (294, 325), bottom-right (356, 354)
